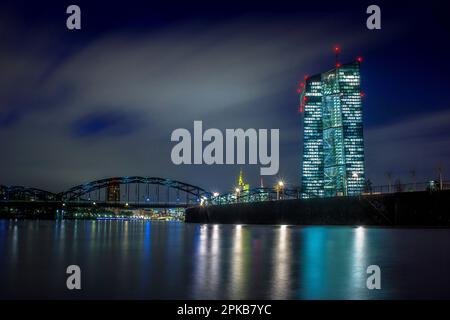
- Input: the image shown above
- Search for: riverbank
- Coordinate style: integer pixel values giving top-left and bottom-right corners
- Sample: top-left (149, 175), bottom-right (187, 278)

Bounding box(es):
top-left (185, 190), bottom-right (450, 226)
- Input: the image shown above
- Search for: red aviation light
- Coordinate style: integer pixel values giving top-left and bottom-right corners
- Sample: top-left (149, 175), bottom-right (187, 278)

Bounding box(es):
top-left (357, 56), bottom-right (363, 63)
top-left (334, 46), bottom-right (341, 69)
top-left (304, 75), bottom-right (309, 81)
top-left (297, 81), bottom-right (305, 94)
top-left (360, 91), bottom-right (365, 98)
top-left (299, 96), bottom-right (309, 113)
top-left (297, 82), bottom-right (306, 94)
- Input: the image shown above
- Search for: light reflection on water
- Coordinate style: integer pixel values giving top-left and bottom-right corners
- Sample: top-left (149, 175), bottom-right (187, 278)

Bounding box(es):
top-left (0, 220), bottom-right (450, 299)
top-left (271, 225), bottom-right (291, 299)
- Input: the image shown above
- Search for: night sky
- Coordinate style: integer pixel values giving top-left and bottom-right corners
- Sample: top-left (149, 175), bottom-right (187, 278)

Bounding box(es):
top-left (1, 0), bottom-right (450, 193)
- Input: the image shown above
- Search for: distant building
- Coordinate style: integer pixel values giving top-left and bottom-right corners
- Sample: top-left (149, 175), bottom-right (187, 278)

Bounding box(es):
top-left (237, 168), bottom-right (250, 193)
top-left (300, 59), bottom-right (365, 198)
top-left (0, 186), bottom-right (6, 200)
top-left (107, 181), bottom-right (120, 202)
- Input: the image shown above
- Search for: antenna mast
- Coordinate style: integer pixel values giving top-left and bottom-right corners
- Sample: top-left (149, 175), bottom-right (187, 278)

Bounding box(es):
top-left (334, 46), bottom-right (341, 68)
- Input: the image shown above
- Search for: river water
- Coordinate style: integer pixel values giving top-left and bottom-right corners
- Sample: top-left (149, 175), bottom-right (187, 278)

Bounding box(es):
top-left (0, 219), bottom-right (449, 299)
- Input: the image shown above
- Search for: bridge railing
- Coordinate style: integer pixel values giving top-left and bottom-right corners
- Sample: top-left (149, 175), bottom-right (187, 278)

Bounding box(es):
top-left (208, 187), bottom-right (302, 206)
top-left (2, 179), bottom-right (449, 206)
top-left (206, 180), bottom-right (450, 206)
top-left (363, 180), bottom-right (450, 195)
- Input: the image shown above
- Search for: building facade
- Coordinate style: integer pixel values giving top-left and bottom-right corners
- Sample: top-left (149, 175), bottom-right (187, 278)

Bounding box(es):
top-left (107, 181), bottom-right (121, 202)
top-left (300, 60), bottom-right (365, 198)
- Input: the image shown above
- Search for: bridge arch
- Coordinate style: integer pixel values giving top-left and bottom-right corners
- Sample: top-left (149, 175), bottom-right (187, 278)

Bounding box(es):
top-left (59, 177), bottom-right (211, 205)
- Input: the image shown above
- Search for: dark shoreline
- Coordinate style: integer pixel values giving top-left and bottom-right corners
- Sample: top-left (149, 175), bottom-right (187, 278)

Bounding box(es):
top-left (186, 190), bottom-right (450, 227)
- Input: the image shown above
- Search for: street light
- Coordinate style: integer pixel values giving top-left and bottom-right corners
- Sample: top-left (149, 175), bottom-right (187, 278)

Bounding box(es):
top-left (200, 196), bottom-right (208, 206)
top-left (277, 180), bottom-right (284, 200)
top-left (235, 188), bottom-right (241, 203)
top-left (212, 192), bottom-right (220, 205)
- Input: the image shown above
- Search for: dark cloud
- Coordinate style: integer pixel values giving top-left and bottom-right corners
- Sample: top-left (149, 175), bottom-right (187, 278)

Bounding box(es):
top-left (2, 6), bottom-right (446, 193)
top-left (71, 111), bottom-right (141, 138)
top-left (365, 110), bottom-right (450, 185)
top-left (0, 109), bottom-right (21, 128)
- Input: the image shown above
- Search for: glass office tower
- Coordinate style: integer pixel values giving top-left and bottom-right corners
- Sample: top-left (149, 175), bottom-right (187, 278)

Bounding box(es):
top-left (301, 60), bottom-right (365, 198)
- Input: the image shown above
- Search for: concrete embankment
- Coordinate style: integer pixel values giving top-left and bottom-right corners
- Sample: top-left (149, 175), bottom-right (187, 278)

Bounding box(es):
top-left (185, 190), bottom-right (450, 226)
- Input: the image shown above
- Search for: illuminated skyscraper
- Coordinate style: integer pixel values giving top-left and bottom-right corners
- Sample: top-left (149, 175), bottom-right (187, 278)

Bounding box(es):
top-left (300, 57), bottom-right (365, 198)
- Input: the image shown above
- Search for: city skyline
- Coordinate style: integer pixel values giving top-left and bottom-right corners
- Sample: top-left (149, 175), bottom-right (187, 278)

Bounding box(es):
top-left (1, 1), bottom-right (449, 193)
top-left (2, 1), bottom-right (450, 304)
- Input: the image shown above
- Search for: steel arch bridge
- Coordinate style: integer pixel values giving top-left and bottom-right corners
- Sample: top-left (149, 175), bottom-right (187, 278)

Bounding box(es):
top-left (0, 185), bottom-right (58, 202)
top-left (59, 176), bottom-right (211, 207)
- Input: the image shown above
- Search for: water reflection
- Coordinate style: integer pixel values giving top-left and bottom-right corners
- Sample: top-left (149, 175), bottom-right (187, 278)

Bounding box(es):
top-left (209, 225), bottom-right (221, 295)
top-left (1, 220), bottom-right (450, 299)
top-left (191, 224), bottom-right (225, 299)
top-left (191, 224), bottom-right (208, 298)
top-left (229, 224), bottom-right (245, 299)
top-left (351, 226), bottom-right (367, 297)
top-left (137, 221), bottom-right (152, 289)
top-left (271, 225), bottom-right (292, 299)
top-left (302, 227), bottom-right (327, 299)
top-left (11, 222), bottom-right (19, 268)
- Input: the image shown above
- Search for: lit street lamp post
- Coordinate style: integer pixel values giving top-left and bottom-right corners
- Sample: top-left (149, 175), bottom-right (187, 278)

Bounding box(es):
top-left (212, 192), bottom-right (220, 205)
top-left (352, 172), bottom-right (359, 197)
top-left (277, 181), bottom-right (284, 200)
